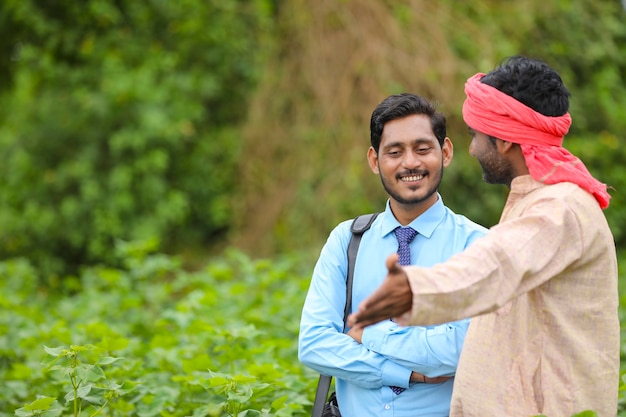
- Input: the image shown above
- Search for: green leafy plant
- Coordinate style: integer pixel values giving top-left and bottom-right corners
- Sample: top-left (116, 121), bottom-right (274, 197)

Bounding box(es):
top-left (14, 397), bottom-right (63, 417)
top-left (1, 248), bottom-right (313, 416)
top-left (0, 0), bottom-right (275, 276)
top-left (3, 247), bottom-right (625, 416)
top-left (42, 345), bottom-right (134, 416)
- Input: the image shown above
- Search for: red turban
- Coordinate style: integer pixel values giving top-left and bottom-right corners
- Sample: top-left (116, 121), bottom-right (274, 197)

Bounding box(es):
top-left (462, 73), bottom-right (610, 209)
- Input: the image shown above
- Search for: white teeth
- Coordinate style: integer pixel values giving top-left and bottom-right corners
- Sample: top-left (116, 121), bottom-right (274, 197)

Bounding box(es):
top-left (401, 175), bottom-right (424, 182)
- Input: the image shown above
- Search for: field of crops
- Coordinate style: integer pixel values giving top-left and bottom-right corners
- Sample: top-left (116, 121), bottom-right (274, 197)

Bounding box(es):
top-left (1, 246), bottom-right (625, 416)
top-left (0, 247), bottom-right (316, 416)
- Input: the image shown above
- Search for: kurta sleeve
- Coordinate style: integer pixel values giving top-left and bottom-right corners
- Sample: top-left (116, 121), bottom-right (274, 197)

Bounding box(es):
top-left (402, 197), bottom-right (584, 326)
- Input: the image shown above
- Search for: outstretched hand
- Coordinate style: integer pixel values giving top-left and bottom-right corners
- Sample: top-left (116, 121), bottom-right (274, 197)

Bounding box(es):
top-left (347, 253), bottom-right (413, 329)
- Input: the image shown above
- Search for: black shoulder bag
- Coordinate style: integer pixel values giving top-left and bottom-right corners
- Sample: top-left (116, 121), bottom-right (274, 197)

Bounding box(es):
top-left (311, 212), bottom-right (380, 417)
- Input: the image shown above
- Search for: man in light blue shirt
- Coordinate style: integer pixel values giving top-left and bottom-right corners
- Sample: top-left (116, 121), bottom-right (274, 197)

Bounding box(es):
top-left (298, 93), bottom-right (487, 417)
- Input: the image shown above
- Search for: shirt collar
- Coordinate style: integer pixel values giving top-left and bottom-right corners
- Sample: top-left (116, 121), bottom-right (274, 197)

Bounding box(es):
top-left (381, 195), bottom-right (446, 239)
top-left (500, 175), bottom-right (546, 219)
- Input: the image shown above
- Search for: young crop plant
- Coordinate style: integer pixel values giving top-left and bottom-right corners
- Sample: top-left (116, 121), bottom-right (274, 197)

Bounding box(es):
top-left (15, 344), bottom-right (138, 417)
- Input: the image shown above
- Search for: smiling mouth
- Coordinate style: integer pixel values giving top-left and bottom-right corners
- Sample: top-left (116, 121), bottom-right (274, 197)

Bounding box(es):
top-left (400, 174), bottom-right (424, 182)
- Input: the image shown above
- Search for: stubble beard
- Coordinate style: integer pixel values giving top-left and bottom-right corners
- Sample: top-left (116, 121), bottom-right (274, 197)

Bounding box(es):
top-left (479, 153), bottom-right (514, 185)
top-left (380, 165), bottom-right (443, 206)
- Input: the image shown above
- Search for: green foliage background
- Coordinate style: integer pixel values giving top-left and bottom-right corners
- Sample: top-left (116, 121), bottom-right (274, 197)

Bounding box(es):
top-left (0, 0), bottom-right (273, 275)
top-left (0, 0), bottom-right (624, 270)
top-left (0, 0), bottom-right (625, 415)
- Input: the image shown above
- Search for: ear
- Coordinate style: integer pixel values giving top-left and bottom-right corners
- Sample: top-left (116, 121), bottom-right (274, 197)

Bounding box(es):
top-left (496, 140), bottom-right (516, 154)
top-left (441, 137), bottom-right (453, 168)
top-left (367, 146), bottom-right (379, 174)
top-left (498, 141), bottom-right (529, 175)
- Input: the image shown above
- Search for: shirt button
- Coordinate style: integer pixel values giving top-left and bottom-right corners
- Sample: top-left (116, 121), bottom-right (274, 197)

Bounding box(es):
top-left (384, 404), bottom-right (391, 410)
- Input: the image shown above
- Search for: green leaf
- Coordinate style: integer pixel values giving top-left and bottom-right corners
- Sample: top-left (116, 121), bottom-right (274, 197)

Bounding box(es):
top-left (43, 345), bottom-right (66, 357)
top-left (97, 356), bottom-right (124, 365)
top-left (65, 384), bottom-right (106, 405)
top-left (23, 396), bottom-right (57, 411)
top-left (570, 411), bottom-right (598, 417)
top-left (70, 344), bottom-right (97, 352)
top-left (75, 364), bottom-right (106, 382)
top-left (271, 395), bottom-right (288, 410)
top-left (115, 380), bottom-right (142, 395)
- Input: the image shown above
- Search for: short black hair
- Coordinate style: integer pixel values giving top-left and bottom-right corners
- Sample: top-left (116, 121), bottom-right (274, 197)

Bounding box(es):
top-left (370, 93), bottom-right (446, 152)
top-left (480, 56), bottom-right (570, 117)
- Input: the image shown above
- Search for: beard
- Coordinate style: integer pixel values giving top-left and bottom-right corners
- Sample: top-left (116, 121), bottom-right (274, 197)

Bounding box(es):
top-left (379, 164), bottom-right (443, 206)
top-left (477, 150), bottom-right (514, 185)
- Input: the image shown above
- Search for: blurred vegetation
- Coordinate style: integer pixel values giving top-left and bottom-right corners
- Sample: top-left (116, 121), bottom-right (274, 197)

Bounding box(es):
top-left (0, 0), bottom-right (274, 276)
top-left (0, 0), bottom-right (624, 274)
top-left (1, 249), bottom-right (625, 415)
top-left (235, 0), bottom-right (626, 257)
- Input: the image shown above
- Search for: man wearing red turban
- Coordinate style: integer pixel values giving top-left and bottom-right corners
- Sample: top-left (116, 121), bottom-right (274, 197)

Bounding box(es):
top-left (349, 56), bottom-right (619, 417)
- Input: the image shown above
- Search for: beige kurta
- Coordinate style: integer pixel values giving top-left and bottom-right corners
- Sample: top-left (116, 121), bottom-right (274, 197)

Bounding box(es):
top-left (403, 175), bottom-right (619, 417)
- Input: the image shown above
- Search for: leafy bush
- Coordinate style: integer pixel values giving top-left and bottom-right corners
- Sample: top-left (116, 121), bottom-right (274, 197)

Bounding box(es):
top-left (0, 0), bottom-right (273, 276)
top-left (1, 1), bottom-right (624, 273)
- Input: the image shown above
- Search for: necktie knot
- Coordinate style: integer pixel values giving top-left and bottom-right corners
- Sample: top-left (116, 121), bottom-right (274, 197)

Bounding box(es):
top-left (394, 226), bottom-right (418, 245)
top-left (394, 226), bottom-right (417, 267)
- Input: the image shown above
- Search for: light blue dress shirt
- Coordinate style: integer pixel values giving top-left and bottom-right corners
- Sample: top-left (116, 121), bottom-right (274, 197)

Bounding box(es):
top-left (299, 196), bottom-right (487, 417)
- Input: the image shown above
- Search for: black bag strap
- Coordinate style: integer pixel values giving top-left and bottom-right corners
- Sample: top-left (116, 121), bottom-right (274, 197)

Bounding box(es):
top-left (311, 212), bottom-right (380, 417)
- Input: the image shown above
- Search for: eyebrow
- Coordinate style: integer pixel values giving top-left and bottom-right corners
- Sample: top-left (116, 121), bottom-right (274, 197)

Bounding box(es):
top-left (383, 138), bottom-right (436, 148)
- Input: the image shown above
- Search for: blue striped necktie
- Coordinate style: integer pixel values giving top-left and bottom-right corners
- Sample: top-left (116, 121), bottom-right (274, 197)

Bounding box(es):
top-left (390, 226), bottom-right (418, 395)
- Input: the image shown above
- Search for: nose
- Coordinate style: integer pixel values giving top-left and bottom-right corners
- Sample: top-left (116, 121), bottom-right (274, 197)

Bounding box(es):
top-left (402, 150), bottom-right (421, 168)
top-left (468, 139), bottom-right (476, 157)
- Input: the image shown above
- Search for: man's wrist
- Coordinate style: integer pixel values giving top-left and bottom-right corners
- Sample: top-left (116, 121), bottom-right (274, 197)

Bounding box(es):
top-left (410, 371), bottom-right (453, 384)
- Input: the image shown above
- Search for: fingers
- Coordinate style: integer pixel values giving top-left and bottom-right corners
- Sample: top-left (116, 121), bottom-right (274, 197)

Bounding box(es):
top-left (348, 257), bottom-right (406, 328)
top-left (348, 297), bottom-right (384, 328)
top-left (348, 313), bottom-right (380, 329)
top-left (386, 253), bottom-right (402, 274)
top-left (347, 253), bottom-right (413, 328)
top-left (424, 376), bottom-right (453, 384)
top-left (346, 326), bottom-right (363, 343)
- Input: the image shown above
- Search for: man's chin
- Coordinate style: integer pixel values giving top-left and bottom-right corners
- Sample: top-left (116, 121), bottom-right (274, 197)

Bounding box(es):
top-left (395, 192), bottom-right (435, 206)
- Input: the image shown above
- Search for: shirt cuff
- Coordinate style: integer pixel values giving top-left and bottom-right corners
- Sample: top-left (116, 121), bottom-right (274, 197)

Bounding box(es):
top-left (362, 322), bottom-right (412, 387)
top-left (381, 359), bottom-right (412, 388)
